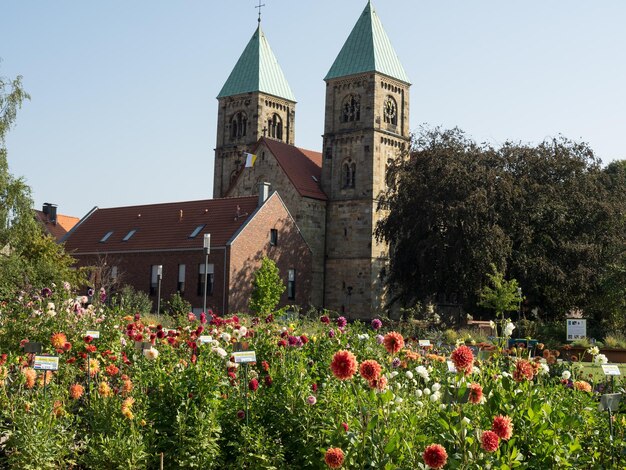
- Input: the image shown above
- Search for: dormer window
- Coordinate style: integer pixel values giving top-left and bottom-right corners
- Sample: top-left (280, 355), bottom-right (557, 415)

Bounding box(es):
top-left (189, 224), bottom-right (206, 238)
top-left (122, 229), bottom-right (137, 241)
top-left (99, 231), bottom-right (113, 243)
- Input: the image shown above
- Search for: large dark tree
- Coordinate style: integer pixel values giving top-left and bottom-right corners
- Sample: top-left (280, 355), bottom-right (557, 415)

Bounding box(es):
top-left (376, 127), bottom-right (626, 320)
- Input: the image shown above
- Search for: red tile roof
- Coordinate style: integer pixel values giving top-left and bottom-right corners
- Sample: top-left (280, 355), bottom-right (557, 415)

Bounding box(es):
top-left (35, 211), bottom-right (80, 241)
top-left (256, 138), bottom-right (326, 200)
top-left (62, 196), bottom-right (259, 254)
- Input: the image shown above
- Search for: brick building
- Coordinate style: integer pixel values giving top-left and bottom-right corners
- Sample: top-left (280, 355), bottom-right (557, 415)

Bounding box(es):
top-left (63, 190), bottom-right (312, 315)
top-left (214, 1), bottom-right (410, 318)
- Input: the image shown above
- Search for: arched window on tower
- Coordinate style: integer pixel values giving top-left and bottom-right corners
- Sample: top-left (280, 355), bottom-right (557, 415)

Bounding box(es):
top-left (342, 94), bottom-right (361, 122)
top-left (383, 96), bottom-right (398, 126)
top-left (342, 160), bottom-right (356, 189)
top-left (230, 112), bottom-right (248, 140)
top-left (267, 113), bottom-right (283, 141)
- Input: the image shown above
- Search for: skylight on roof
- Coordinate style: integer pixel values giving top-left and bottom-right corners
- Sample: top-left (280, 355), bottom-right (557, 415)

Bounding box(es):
top-left (122, 229), bottom-right (137, 241)
top-left (100, 231), bottom-right (114, 243)
top-left (189, 224), bottom-right (206, 238)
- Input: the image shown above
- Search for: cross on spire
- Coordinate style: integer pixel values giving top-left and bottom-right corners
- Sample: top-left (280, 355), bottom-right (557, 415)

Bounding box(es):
top-left (255, 0), bottom-right (266, 23)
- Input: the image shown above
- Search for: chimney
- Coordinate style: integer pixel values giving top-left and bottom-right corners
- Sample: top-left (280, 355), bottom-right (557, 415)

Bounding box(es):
top-left (258, 182), bottom-right (271, 207)
top-left (43, 203), bottom-right (58, 225)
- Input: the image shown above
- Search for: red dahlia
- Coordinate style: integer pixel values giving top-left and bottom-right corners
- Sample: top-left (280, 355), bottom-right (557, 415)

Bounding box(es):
top-left (383, 332), bottom-right (405, 354)
top-left (330, 350), bottom-right (358, 381)
top-left (481, 430), bottom-right (500, 452)
top-left (450, 345), bottom-right (474, 375)
top-left (359, 359), bottom-right (382, 382)
top-left (423, 443), bottom-right (448, 469)
top-left (324, 447), bottom-right (345, 469)
top-left (492, 415), bottom-right (513, 440)
top-left (513, 359), bottom-right (534, 382)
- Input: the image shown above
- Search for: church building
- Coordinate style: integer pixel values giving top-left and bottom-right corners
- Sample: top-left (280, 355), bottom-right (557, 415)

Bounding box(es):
top-left (216, 0), bottom-right (410, 318)
top-left (63, 1), bottom-right (410, 319)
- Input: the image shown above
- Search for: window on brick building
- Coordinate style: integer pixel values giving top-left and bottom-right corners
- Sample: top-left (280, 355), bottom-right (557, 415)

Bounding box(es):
top-left (178, 264), bottom-right (186, 294)
top-left (189, 224), bottom-right (206, 238)
top-left (150, 265), bottom-right (160, 295)
top-left (287, 269), bottom-right (296, 300)
top-left (270, 229), bottom-right (278, 246)
top-left (198, 263), bottom-right (214, 296)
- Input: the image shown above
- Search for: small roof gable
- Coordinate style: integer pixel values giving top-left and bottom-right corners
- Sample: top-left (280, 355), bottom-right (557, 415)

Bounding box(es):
top-left (257, 138), bottom-right (326, 201)
top-left (217, 25), bottom-right (296, 102)
top-left (325, 1), bottom-right (410, 84)
top-left (35, 210), bottom-right (80, 241)
top-left (63, 196), bottom-right (259, 254)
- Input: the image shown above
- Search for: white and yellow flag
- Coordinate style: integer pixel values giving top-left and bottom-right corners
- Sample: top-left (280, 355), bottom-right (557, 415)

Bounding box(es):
top-left (244, 152), bottom-right (257, 168)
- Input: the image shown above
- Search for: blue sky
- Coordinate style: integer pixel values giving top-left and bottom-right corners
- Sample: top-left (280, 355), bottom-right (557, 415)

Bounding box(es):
top-left (2, 1), bottom-right (625, 218)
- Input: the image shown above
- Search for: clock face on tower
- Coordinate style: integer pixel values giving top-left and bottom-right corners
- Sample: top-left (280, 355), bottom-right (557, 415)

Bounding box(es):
top-left (384, 98), bottom-right (396, 121)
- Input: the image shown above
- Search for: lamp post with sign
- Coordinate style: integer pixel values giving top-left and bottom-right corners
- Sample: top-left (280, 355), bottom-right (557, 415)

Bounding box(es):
top-left (156, 265), bottom-right (163, 316)
top-left (203, 234), bottom-right (211, 316)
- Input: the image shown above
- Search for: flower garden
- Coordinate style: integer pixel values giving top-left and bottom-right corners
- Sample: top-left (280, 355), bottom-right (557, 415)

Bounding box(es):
top-left (0, 286), bottom-right (625, 469)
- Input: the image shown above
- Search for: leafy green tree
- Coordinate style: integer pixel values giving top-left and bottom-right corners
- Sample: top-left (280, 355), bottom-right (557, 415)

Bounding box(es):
top-left (478, 264), bottom-right (522, 318)
top-left (249, 256), bottom-right (285, 315)
top-left (377, 127), bottom-right (626, 319)
top-left (0, 72), bottom-right (81, 297)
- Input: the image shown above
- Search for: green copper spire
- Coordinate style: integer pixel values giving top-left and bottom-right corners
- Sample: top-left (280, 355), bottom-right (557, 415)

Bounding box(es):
top-left (325, 1), bottom-right (410, 83)
top-left (217, 25), bottom-right (296, 101)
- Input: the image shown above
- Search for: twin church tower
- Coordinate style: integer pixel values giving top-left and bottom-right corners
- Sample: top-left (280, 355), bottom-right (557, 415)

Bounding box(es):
top-left (213, 1), bottom-right (410, 317)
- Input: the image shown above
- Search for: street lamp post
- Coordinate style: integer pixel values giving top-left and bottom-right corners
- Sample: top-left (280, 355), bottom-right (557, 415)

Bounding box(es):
top-left (203, 233), bottom-right (211, 315)
top-left (156, 265), bottom-right (163, 316)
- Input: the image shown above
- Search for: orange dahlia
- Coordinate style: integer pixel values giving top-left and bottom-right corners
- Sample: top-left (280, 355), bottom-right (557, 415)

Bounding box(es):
top-left (23, 367), bottom-right (36, 389)
top-left (330, 350), bottom-right (358, 381)
top-left (574, 380), bottom-right (592, 392)
top-left (383, 332), bottom-right (404, 354)
top-left (324, 447), bottom-right (345, 469)
top-left (492, 415), bottom-right (513, 440)
top-left (98, 381), bottom-right (112, 397)
top-left (368, 375), bottom-right (388, 391)
top-left (69, 383), bottom-right (84, 400)
top-left (51, 332), bottom-right (67, 350)
top-left (359, 359), bottom-right (382, 382)
top-left (468, 382), bottom-right (483, 404)
top-left (423, 443), bottom-right (448, 469)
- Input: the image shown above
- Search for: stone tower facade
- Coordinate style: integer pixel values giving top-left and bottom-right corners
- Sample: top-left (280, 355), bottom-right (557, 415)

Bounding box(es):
top-left (214, 25), bottom-right (296, 199)
top-left (322, 1), bottom-right (411, 317)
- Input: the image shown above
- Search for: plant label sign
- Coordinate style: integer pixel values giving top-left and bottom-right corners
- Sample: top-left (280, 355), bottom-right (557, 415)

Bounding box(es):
top-left (566, 319), bottom-right (586, 341)
top-left (233, 351), bottom-right (256, 364)
top-left (34, 356), bottom-right (59, 371)
top-left (418, 340), bottom-right (431, 347)
top-left (602, 365), bottom-right (621, 376)
top-left (85, 330), bottom-right (100, 339)
top-left (199, 335), bottom-right (212, 344)
top-left (446, 360), bottom-right (457, 373)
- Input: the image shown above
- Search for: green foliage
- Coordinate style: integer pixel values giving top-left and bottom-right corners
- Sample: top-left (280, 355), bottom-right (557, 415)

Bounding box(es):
top-left (110, 284), bottom-right (153, 315)
top-left (479, 264), bottom-right (523, 318)
top-left (166, 291), bottom-right (192, 321)
top-left (249, 256), bottom-right (285, 315)
top-left (377, 127), bottom-right (626, 319)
